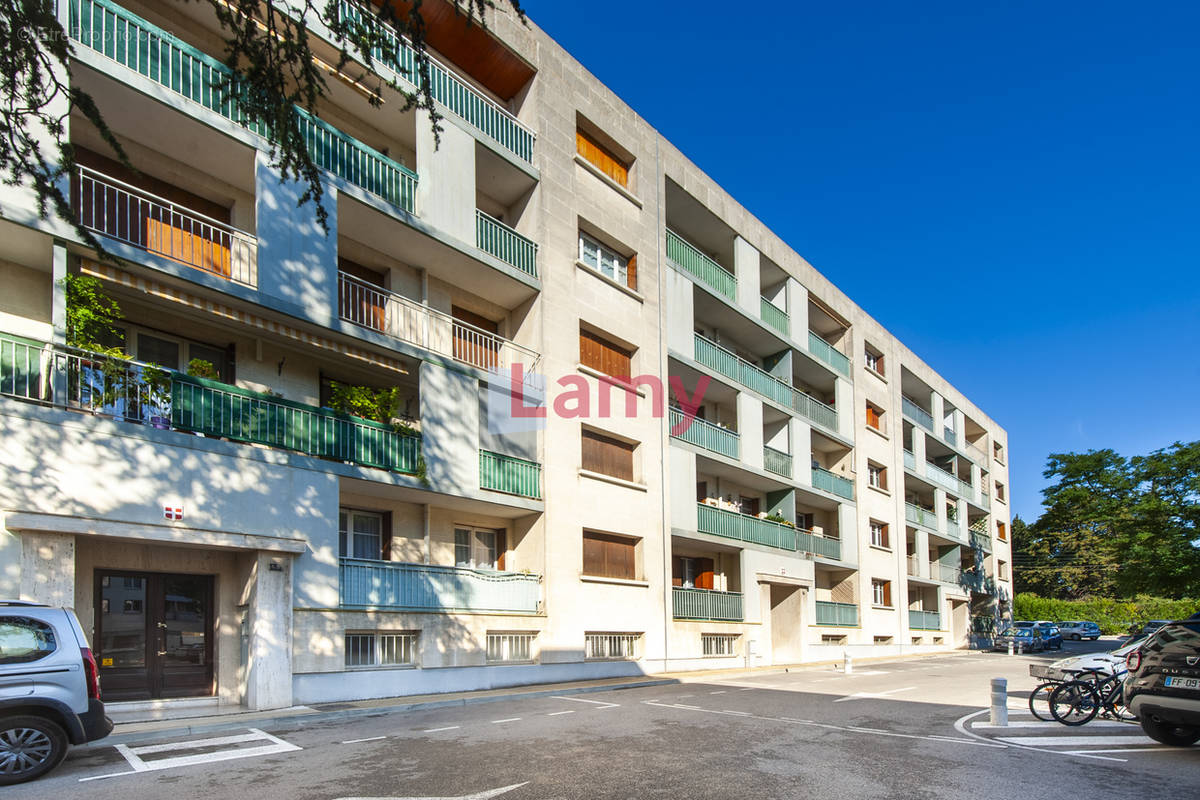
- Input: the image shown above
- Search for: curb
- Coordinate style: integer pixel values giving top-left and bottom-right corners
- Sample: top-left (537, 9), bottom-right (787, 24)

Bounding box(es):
top-left (83, 678), bottom-right (678, 748)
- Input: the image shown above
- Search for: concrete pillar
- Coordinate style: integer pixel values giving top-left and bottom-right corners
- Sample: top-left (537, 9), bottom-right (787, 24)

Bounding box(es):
top-left (970, 462), bottom-right (982, 504)
top-left (952, 408), bottom-right (965, 442)
top-left (837, 503), bottom-right (859, 564)
top-left (421, 361), bottom-right (481, 495)
top-left (670, 446), bottom-right (699, 532)
top-left (244, 552), bottom-right (294, 711)
top-left (737, 392), bottom-right (764, 470)
top-left (790, 418), bottom-right (812, 487)
top-left (913, 528), bottom-right (930, 579)
top-left (785, 278), bottom-right (809, 351)
top-left (19, 532), bottom-right (75, 607)
top-left (912, 430), bottom-right (928, 470)
top-left (834, 376), bottom-right (854, 440)
top-left (417, 108), bottom-right (476, 244)
top-left (930, 393), bottom-right (946, 437)
top-left (666, 268), bottom-right (696, 357)
top-left (733, 236), bottom-right (761, 319)
top-left (934, 488), bottom-right (948, 534)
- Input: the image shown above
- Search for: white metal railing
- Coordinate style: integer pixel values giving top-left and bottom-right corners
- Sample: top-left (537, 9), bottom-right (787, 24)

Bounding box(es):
top-left (75, 166), bottom-right (257, 287)
top-left (487, 632), bottom-right (535, 663)
top-left (585, 633), bottom-right (640, 660)
top-left (338, 271), bottom-right (539, 373)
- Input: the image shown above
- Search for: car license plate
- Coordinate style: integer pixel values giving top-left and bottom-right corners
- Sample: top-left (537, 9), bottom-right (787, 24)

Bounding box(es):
top-left (1164, 677), bottom-right (1200, 690)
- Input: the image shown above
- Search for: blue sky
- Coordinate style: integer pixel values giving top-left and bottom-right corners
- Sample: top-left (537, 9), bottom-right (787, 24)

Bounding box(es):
top-left (523, 0), bottom-right (1200, 521)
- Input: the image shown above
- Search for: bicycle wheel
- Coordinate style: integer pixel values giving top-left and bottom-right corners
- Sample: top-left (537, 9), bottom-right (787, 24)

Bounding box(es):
top-left (1029, 682), bottom-right (1058, 721)
top-left (1098, 677), bottom-right (1137, 722)
top-left (1050, 681), bottom-right (1100, 726)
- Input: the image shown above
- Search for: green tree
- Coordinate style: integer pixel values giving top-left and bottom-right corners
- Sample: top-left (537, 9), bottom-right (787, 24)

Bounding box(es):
top-left (1118, 442), bottom-right (1200, 597)
top-left (2, 0), bottom-right (525, 240)
top-left (1010, 515), bottom-right (1058, 596)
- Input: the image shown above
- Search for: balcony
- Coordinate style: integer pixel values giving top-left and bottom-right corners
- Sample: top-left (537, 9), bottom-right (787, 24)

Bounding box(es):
top-left (969, 530), bottom-right (992, 553)
top-left (966, 440), bottom-right (989, 465)
top-left (957, 478), bottom-right (975, 499)
top-left (935, 563), bottom-right (962, 584)
top-left (672, 586), bottom-right (744, 622)
top-left (811, 466), bottom-right (855, 500)
top-left (943, 427), bottom-right (958, 447)
top-left (946, 518), bottom-right (962, 540)
top-left (74, 166), bottom-right (257, 287)
top-left (763, 445), bottom-right (792, 478)
top-left (979, 492), bottom-right (991, 510)
top-left (69, 0), bottom-right (418, 213)
top-left (476, 210), bottom-right (538, 277)
top-left (0, 333), bottom-right (423, 475)
top-left (909, 609), bottom-right (942, 631)
top-left (807, 331), bottom-right (850, 377)
top-left (697, 503), bottom-right (797, 551)
top-left (905, 502), bottom-right (937, 530)
top-left (666, 229), bottom-right (736, 301)
top-left (906, 554), bottom-right (921, 577)
top-left (792, 390), bottom-right (839, 432)
top-left (901, 395), bottom-right (935, 432)
top-left (760, 297), bottom-right (790, 337)
top-left (904, 449), bottom-right (916, 470)
top-left (338, 272), bottom-right (540, 373)
top-left (924, 461), bottom-right (960, 493)
top-left (669, 407), bottom-right (739, 459)
top-left (479, 450), bottom-right (542, 499)
top-left (800, 529), bottom-right (842, 560)
top-left (815, 600), bottom-right (858, 627)
top-left (340, 558), bottom-right (539, 612)
top-left (333, 1), bottom-right (535, 163)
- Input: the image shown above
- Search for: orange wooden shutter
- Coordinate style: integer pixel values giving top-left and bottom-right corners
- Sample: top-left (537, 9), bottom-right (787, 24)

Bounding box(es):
top-left (576, 129), bottom-right (629, 188)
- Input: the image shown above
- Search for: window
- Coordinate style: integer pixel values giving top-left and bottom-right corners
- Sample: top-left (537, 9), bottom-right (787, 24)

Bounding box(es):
top-left (581, 429), bottom-right (636, 482)
top-left (585, 632), bottom-right (640, 660)
top-left (579, 232), bottom-right (636, 290)
top-left (998, 560), bottom-right (1009, 581)
top-left (868, 462), bottom-right (887, 491)
top-left (994, 442), bottom-right (1005, 463)
top-left (701, 633), bottom-right (739, 657)
top-left (796, 512), bottom-right (815, 531)
top-left (673, 555), bottom-right (714, 589)
top-left (344, 632), bottom-right (416, 668)
top-left (579, 327), bottom-right (633, 379)
top-left (866, 402), bottom-right (883, 431)
top-left (487, 632), bottom-right (535, 663)
top-left (869, 521), bottom-right (890, 549)
top-left (0, 617), bottom-right (57, 664)
top-left (821, 634), bottom-right (848, 645)
top-left (873, 636), bottom-right (894, 644)
top-left (997, 521), bottom-right (1008, 541)
top-left (576, 128), bottom-right (629, 188)
top-left (583, 531), bottom-right (638, 580)
top-left (872, 579), bottom-right (892, 608)
top-left (995, 481), bottom-right (1006, 502)
top-left (455, 527), bottom-right (505, 571)
top-left (864, 344), bottom-right (884, 376)
top-left (339, 509), bottom-right (387, 560)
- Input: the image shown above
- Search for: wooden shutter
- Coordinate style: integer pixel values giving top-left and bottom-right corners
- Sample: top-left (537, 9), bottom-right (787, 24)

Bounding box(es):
top-left (671, 555), bottom-right (683, 587)
top-left (583, 531), bottom-right (635, 580)
top-left (695, 557), bottom-right (715, 590)
top-left (576, 129), bottom-right (629, 188)
top-left (496, 530), bottom-right (507, 570)
top-left (579, 329), bottom-right (631, 378)
top-left (453, 306), bottom-right (501, 369)
top-left (381, 511), bottom-right (393, 561)
top-left (582, 430), bottom-right (635, 481)
top-left (626, 254), bottom-right (637, 290)
top-left (883, 582), bottom-right (892, 607)
top-left (866, 404), bottom-right (880, 429)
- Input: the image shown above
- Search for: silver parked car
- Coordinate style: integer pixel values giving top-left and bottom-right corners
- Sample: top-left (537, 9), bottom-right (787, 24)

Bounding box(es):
top-left (1057, 620), bottom-right (1101, 641)
top-left (0, 602), bottom-right (113, 784)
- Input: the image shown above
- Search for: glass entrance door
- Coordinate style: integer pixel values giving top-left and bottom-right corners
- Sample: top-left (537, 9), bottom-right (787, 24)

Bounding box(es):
top-left (96, 571), bottom-right (214, 701)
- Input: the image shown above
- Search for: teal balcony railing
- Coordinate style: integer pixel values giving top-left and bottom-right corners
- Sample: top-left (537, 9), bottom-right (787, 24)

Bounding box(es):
top-left (905, 502), bottom-right (937, 530)
top-left (334, 1), bottom-right (535, 163)
top-left (799, 529), bottom-right (842, 560)
top-left (901, 395), bottom-right (935, 432)
top-left (692, 333), bottom-right (794, 409)
top-left (666, 230), bottom-right (736, 301)
top-left (697, 503), bottom-right (796, 551)
top-left (763, 445), bottom-right (792, 478)
top-left (340, 558), bottom-right (539, 612)
top-left (815, 600), bottom-right (858, 627)
top-left (909, 609), bottom-right (942, 630)
top-left (811, 466), bottom-right (854, 500)
top-left (476, 210), bottom-right (538, 278)
top-left (669, 407), bottom-right (739, 459)
top-left (792, 389), bottom-right (838, 432)
top-left (808, 331), bottom-right (850, 377)
top-left (903, 449), bottom-right (916, 470)
top-left (760, 297), bottom-right (790, 337)
top-left (479, 450), bottom-right (542, 499)
top-left (68, 0), bottom-right (417, 213)
top-left (673, 586), bottom-right (744, 621)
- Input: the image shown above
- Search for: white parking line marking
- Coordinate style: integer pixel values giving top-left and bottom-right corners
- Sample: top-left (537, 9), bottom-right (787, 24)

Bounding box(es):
top-left (996, 735), bottom-right (1156, 747)
top-left (721, 710), bottom-right (751, 716)
top-left (551, 695), bottom-right (619, 708)
top-left (342, 736), bottom-right (387, 744)
top-left (1063, 746), bottom-right (1190, 754)
top-left (972, 720), bottom-right (1134, 730)
top-left (547, 710), bottom-right (575, 716)
top-left (832, 686), bottom-right (915, 703)
top-left (491, 718), bottom-right (521, 724)
top-left (709, 690), bottom-right (726, 694)
top-left (130, 731), bottom-right (266, 755)
top-left (86, 728), bottom-right (300, 781)
top-left (952, 709), bottom-right (1124, 762)
top-left (423, 726), bottom-right (460, 732)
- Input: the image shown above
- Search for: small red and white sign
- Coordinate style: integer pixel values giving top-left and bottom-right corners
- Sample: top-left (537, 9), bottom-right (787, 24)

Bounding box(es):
top-left (163, 505), bottom-right (184, 521)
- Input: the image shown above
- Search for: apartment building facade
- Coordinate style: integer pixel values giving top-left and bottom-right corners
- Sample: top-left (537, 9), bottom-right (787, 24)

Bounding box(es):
top-left (0, 0), bottom-right (1012, 712)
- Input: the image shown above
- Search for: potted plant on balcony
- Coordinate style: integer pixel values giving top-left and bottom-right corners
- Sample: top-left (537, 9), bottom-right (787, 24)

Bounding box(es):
top-left (186, 357), bottom-right (221, 381)
top-left (764, 512), bottom-right (795, 528)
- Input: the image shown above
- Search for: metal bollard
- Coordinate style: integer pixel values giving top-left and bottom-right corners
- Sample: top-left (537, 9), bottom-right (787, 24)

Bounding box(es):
top-left (990, 677), bottom-right (1008, 726)
top-left (1017, 642), bottom-right (1024, 655)
top-left (1008, 640), bottom-right (1014, 656)
top-left (844, 652), bottom-right (853, 674)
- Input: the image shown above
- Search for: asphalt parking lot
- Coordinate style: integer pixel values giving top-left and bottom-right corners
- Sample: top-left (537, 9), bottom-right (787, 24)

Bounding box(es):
top-left (13, 639), bottom-right (1199, 800)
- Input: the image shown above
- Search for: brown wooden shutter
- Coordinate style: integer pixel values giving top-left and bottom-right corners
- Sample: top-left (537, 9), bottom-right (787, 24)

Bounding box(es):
top-left (380, 511), bottom-right (393, 561)
top-left (576, 129), bottom-right (629, 188)
top-left (884, 582), bottom-right (892, 607)
top-left (579, 329), bottom-right (631, 378)
top-left (866, 404), bottom-right (880, 428)
top-left (671, 555), bottom-right (683, 587)
top-left (695, 558), bottom-right (714, 590)
top-left (583, 532), bottom-right (605, 576)
top-left (583, 531), bottom-right (635, 579)
top-left (582, 430), bottom-right (634, 481)
top-left (626, 254), bottom-right (637, 290)
top-left (495, 530), bottom-right (507, 570)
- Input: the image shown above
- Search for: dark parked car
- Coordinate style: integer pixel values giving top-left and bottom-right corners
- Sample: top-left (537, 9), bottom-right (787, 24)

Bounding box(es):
top-left (993, 627), bottom-right (1045, 653)
top-left (1122, 619), bottom-right (1172, 645)
top-left (1123, 618), bottom-right (1200, 746)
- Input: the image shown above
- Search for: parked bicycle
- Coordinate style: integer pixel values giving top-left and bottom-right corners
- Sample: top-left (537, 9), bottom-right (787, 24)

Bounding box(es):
top-left (1048, 668), bottom-right (1136, 726)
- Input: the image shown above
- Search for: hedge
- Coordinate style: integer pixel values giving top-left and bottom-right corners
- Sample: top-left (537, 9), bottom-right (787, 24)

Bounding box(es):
top-left (1014, 594), bottom-right (1199, 635)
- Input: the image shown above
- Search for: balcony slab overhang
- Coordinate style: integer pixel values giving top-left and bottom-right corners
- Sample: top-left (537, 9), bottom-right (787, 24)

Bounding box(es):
top-left (4, 511), bottom-right (308, 554)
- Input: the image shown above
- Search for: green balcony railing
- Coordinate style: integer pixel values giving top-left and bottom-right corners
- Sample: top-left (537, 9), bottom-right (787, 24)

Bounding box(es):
top-left (667, 229), bottom-right (736, 301)
top-left (697, 503), bottom-right (796, 551)
top-left (172, 374), bottom-right (421, 472)
top-left (476, 210), bottom-right (538, 278)
top-left (69, 0), bottom-right (417, 213)
top-left (792, 389), bottom-right (839, 432)
top-left (909, 609), bottom-right (942, 631)
top-left (693, 333), bottom-right (795, 409)
top-left (669, 407), bottom-right (739, 459)
top-left (479, 449), bottom-right (542, 499)
top-left (760, 297), bottom-right (790, 336)
top-left (340, 558), bottom-right (539, 612)
top-left (763, 445), bottom-right (792, 478)
top-left (811, 466), bottom-right (855, 500)
top-left (673, 586), bottom-right (744, 622)
top-left (905, 502), bottom-right (937, 530)
top-left (799, 529), bottom-right (842, 560)
top-left (901, 395), bottom-right (935, 432)
top-left (815, 600), bottom-right (858, 627)
top-left (808, 331), bottom-right (850, 377)
top-left (335, 1), bottom-right (535, 163)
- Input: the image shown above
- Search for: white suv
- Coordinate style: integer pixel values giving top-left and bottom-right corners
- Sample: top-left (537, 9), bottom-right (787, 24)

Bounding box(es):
top-left (0, 602), bottom-right (113, 784)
